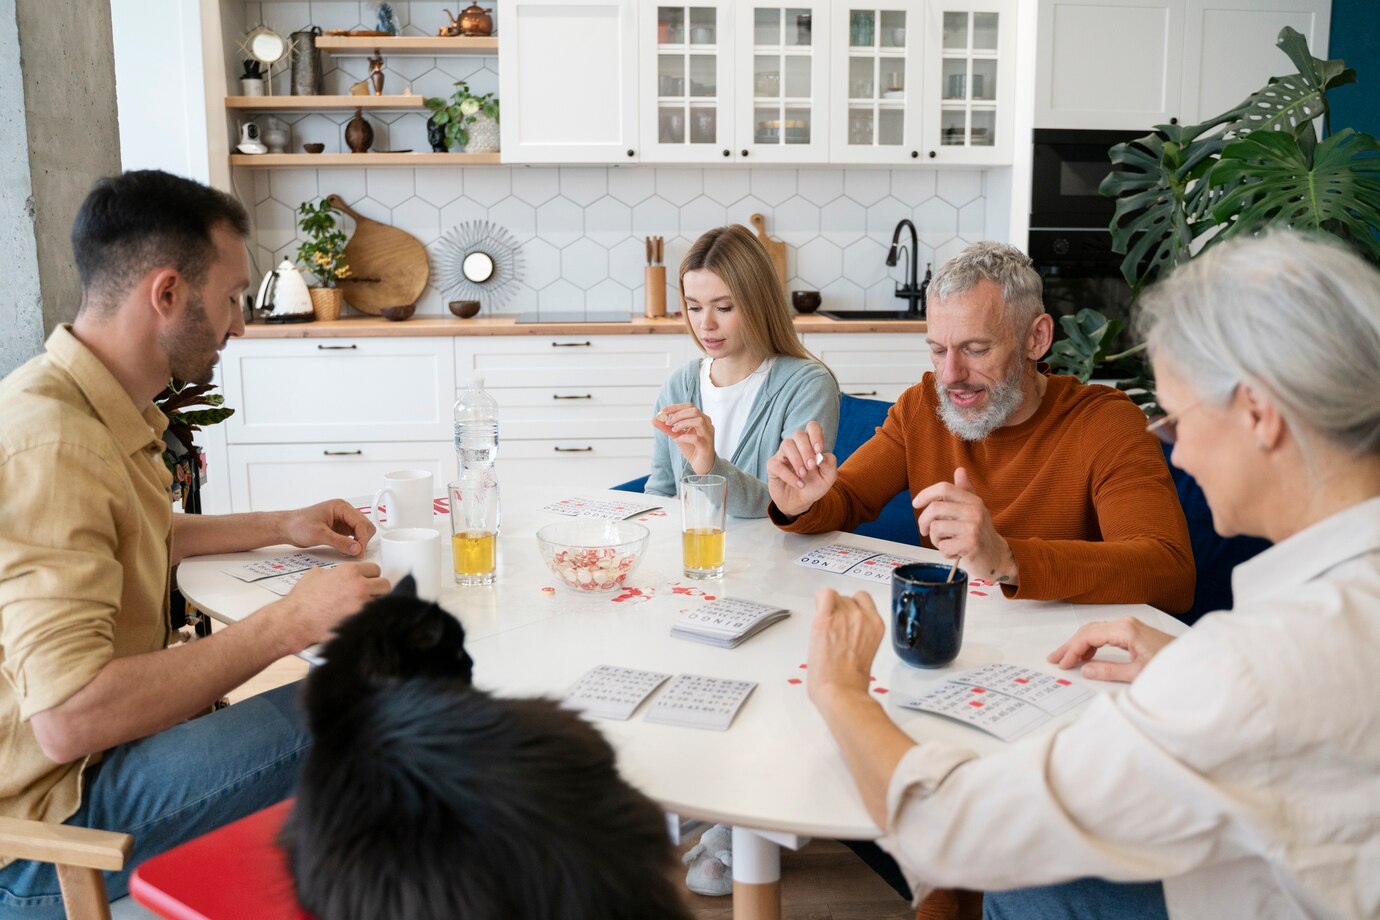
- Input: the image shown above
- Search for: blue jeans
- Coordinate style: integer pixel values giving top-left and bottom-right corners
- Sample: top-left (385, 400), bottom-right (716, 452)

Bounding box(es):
top-left (0, 682), bottom-right (307, 919)
top-left (984, 878), bottom-right (1169, 920)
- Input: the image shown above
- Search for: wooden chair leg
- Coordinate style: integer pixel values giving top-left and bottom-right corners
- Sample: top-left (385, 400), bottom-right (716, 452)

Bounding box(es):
top-left (55, 864), bottom-right (112, 920)
top-left (916, 886), bottom-right (983, 920)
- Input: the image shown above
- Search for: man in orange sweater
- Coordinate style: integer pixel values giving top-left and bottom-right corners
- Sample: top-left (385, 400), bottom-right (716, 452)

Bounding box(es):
top-left (769, 241), bottom-right (1193, 614)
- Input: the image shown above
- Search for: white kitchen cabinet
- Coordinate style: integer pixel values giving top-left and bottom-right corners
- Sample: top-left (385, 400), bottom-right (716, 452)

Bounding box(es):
top-left (455, 334), bottom-right (693, 491)
top-left (639, 2), bottom-right (739, 162)
top-left (828, 2), bottom-right (927, 163)
top-left (734, 0), bottom-right (833, 163)
top-left (802, 331), bottom-right (931, 402)
top-left (226, 441), bottom-right (453, 513)
top-left (498, 0), bottom-right (641, 163)
top-left (1180, 0), bottom-right (1331, 125)
top-left (920, 0), bottom-right (1017, 165)
top-left (1035, 0), bottom-right (1330, 131)
top-left (219, 338), bottom-right (454, 445)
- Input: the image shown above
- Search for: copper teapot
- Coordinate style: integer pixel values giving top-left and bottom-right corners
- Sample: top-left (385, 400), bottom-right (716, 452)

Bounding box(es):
top-left (454, 4), bottom-right (493, 37)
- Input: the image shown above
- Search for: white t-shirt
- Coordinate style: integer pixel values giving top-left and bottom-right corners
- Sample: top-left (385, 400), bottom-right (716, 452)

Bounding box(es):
top-left (699, 357), bottom-right (774, 462)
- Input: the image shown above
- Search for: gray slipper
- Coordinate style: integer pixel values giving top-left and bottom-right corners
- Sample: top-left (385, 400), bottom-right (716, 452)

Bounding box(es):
top-left (682, 823), bottom-right (733, 896)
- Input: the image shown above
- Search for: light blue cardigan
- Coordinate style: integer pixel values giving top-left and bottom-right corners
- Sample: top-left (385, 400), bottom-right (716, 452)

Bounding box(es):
top-left (646, 356), bottom-right (840, 518)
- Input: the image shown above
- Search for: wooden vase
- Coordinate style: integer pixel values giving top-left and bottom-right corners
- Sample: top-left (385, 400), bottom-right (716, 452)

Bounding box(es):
top-left (309, 287), bottom-right (343, 322)
top-left (345, 108), bottom-right (374, 153)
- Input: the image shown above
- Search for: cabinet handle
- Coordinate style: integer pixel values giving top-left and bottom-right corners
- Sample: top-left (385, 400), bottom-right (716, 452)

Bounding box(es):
top-left (722, 149), bottom-right (731, 157)
top-left (322, 449), bottom-right (363, 456)
top-left (928, 150), bottom-right (936, 159)
top-left (626, 149), bottom-right (635, 157)
top-left (551, 341), bottom-right (592, 348)
top-left (740, 149), bottom-right (749, 157)
top-left (317, 344), bottom-right (358, 350)
top-left (845, 390), bottom-right (879, 397)
top-left (553, 446), bottom-right (594, 452)
top-left (552, 394), bottom-right (593, 400)
top-left (910, 150), bottom-right (919, 158)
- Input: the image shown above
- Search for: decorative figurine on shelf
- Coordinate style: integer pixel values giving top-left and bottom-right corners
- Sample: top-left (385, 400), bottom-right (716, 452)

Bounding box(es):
top-left (345, 108), bottom-right (375, 153)
top-left (438, 9), bottom-right (462, 36)
top-left (240, 59), bottom-right (264, 96)
top-left (376, 2), bottom-right (399, 35)
top-left (458, 3), bottom-right (495, 36)
top-left (349, 80), bottom-right (370, 96)
top-left (368, 54), bottom-right (385, 95)
top-left (427, 117), bottom-right (447, 153)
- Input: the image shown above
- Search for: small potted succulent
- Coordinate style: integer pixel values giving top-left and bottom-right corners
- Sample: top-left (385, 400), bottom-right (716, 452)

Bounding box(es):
top-left (295, 199), bottom-right (351, 320)
top-left (424, 80), bottom-right (500, 153)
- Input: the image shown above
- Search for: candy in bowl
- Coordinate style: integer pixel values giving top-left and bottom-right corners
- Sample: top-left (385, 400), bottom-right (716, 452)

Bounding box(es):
top-left (536, 519), bottom-right (649, 593)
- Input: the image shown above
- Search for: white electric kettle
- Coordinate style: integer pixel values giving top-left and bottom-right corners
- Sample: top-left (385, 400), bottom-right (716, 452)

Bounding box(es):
top-left (255, 259), bottom-right (315, 323)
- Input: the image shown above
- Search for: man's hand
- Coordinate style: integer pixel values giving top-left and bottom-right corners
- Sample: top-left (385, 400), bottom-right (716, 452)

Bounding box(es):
top-left (1047, 616), bottom-right (1176, 683)
top-left (283, 499), bottom-right (376, 557)
top-left (912, 467), bottom-right (1016, 584)
top-left (807, 588), bottom-right (884, 709)
top-left (276, 562), bottom-right (391, 653)
top-left (653, 403), bottom-right (718, 475)
top-left (767, 421), bottom-right (836, 517)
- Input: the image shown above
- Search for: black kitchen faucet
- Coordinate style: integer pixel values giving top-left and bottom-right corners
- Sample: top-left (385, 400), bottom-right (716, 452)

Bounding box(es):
top-left (886, 219), bottom-right (930, 317)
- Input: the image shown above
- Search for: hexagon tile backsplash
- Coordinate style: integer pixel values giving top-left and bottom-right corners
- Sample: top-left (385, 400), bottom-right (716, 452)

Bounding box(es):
top-left (244, 164), bottom-right (986, 320)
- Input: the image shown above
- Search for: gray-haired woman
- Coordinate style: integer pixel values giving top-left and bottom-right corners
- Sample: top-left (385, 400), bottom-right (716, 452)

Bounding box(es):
top-left (805, 231), bottom-right (1380, 919)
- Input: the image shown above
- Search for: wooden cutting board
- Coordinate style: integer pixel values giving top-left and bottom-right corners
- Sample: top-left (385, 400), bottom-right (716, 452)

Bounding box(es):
top-left (749, 212), bottom-right (787, 296)
top-left (326, 193), bottom-right (429, 315)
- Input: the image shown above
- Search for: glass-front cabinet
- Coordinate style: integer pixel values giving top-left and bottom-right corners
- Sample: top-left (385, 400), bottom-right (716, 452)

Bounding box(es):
top-left (921, 0), bottom-right (1014, 164)
top-left (733, 1), bottom-right (831, 162)
top-left (829, 3), bottom-right (924, 163)
top-left (639, 3), bottom-right (736, 162)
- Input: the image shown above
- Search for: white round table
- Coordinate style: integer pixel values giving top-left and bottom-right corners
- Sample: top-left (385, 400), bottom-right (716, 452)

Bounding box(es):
top-left (178, 487), bottom-right (1187, 919)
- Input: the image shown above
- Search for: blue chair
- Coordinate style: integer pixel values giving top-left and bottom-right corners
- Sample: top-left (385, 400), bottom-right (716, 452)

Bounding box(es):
top-left (1159, 442), bottom-right (1270, 624)
top-left (833, 395), bottom-right (919, 545)
top-left (611, 474), bottom-right (649, 493)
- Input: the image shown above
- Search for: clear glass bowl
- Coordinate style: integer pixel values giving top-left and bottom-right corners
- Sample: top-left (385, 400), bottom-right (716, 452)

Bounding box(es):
top-left (535, 519), bottom-right (650, 593)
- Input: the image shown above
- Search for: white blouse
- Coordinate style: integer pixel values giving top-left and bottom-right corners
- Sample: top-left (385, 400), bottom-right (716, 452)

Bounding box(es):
top-left (879, 495), bottom-right (1380, 919)
top-left (698, 357), bottom-right (774, 463)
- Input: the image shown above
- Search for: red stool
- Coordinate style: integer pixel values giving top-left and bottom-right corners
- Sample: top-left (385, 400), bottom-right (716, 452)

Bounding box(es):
top-left (129, 800), bottom-right (312, 919)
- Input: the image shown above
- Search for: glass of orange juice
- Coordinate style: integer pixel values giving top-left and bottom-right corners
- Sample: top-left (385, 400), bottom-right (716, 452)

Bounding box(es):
top-left (679, 473), bottom-right (726, 578)
top-left (448, 473), bottom-right (499, 586)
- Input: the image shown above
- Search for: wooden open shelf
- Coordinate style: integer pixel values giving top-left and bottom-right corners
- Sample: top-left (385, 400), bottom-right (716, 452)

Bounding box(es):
top-left (226, 95), bottom-right (428, 112)
top-left (315, 35), bottom-right (498, 55)
top-left (229, 152), bottom-right (501, 167)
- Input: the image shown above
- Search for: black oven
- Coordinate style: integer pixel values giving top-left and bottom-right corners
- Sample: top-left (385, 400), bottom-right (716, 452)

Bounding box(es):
top-left (1030, 129), bottom-right (1144, 350)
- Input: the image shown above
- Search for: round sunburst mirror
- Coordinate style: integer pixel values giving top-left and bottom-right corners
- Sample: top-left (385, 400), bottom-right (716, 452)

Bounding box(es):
top-left (437, 221), bottom-right (524, 314)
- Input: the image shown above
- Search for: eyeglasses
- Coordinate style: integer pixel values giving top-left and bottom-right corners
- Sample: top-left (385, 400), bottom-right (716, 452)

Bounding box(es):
top-left (1145, 401), bottom-right (1201, 445)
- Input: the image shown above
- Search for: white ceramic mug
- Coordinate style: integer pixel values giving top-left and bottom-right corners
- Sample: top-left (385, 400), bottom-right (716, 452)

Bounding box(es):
top-left (371, 469), bottom-right (434, 530)
top-left (380, 527), bottom-right (442, 602)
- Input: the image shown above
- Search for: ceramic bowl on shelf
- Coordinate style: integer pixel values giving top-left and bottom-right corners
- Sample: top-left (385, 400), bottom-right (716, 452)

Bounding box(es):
top-left (302, 143), bottom-right (325, 154)
top-left (448, 299), bottom-right (481, 319)
top-left (792, 290), bottom-right (822, 313)
top-left (536, 519), bottom-right (649, 594)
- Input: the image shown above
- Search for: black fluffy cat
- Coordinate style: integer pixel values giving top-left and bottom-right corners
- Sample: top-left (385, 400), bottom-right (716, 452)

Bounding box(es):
top-left (284, 576), bottom-right (691, 920)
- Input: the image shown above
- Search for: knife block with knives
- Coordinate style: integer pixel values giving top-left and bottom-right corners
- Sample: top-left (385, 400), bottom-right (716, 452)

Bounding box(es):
top-left (644, 235), bottom-right (667, 319)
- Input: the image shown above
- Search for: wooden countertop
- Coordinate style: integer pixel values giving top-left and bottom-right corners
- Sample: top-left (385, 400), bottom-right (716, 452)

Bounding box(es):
top-left (239, 314), bottom-right (927, 338)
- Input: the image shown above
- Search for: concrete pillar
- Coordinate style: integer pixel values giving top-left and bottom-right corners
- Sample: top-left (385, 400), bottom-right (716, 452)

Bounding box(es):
top-left (0, 0), bottom-right (121, 377)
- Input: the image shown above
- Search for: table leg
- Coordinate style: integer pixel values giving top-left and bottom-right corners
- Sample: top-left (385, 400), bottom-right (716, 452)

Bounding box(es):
top-left (731, 827), bottom-right (781, 920)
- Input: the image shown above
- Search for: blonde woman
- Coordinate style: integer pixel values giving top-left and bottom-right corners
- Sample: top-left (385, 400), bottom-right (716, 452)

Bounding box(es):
top-left (646, 225), bottom-right (839, 519)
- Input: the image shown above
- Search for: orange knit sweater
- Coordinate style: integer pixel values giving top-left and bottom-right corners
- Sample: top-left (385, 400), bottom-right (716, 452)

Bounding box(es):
top-left (774, 373), bottom-right (1195, 613)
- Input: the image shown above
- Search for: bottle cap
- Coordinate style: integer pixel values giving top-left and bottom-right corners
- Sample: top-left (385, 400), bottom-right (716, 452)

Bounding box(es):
top-left (461, 377), bottom-right (485, 389)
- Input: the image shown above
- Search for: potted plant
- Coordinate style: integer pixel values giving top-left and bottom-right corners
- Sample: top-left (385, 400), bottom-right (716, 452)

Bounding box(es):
top-left (295, 198), bottom-right (351, 320)
top-left (1048, 27), bottom-right (1380, 415)
top-left (424, 80), bottom-right (500, 153)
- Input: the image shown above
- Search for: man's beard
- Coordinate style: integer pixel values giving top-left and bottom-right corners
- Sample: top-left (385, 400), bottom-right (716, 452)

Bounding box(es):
top-left (935, 358), bottom-right (1027, 441)
top-left (160, 290), bottom-right (221, 384)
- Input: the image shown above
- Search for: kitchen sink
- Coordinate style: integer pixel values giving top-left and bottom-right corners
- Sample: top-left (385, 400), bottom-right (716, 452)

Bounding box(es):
top-left (818, 310), bottom-right (926, 321)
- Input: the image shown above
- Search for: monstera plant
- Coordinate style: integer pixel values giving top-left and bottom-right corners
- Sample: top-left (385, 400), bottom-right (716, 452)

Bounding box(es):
top-left (1047, 27), bottom-right (1380, 414)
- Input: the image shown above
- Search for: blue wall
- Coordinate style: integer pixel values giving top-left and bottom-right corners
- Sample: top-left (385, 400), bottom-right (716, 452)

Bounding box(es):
top-left (1328, 0), bottom-right (1380, 137)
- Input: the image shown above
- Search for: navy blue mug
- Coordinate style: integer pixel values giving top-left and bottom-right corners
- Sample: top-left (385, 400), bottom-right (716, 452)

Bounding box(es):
top-left (891, 562), bottom-right (967, 668)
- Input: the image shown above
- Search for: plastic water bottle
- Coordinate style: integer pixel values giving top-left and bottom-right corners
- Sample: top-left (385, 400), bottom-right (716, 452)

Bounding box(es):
top-left (453, 377), bottom-right (499, 474)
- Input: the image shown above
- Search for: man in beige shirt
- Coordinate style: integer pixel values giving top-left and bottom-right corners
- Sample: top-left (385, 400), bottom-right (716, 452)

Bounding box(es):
top-left (0, 170), bottom-right (390, 915)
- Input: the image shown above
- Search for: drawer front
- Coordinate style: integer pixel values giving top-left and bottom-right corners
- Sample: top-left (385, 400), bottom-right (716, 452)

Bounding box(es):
top-left (455, 335), bottom-right (690, 389)
top-left (227, 442), bottom-right (453, 513)
top-left (500, 438), bottom-right (652, 494)
top-left (802, 333), bottom-right (931, 401)
top-left (221, 338), bottom-right (454, 444)
top-left (481, 386), bottom-right (661, 440)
